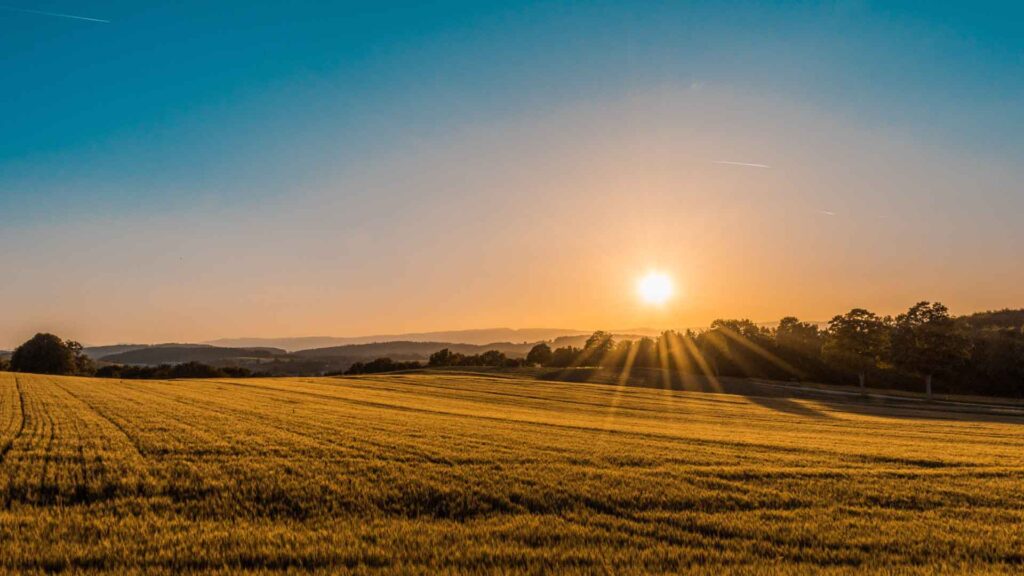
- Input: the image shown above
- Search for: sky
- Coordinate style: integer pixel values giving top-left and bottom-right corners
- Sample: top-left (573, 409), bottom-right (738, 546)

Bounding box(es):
top-left (1, 1), bottom-right (1022, 347)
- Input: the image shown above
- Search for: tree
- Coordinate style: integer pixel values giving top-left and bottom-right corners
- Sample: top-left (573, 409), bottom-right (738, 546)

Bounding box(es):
top-left (9, 333), bottom-right (89, 375)
top-left (66, 340), bottom-right (96, 375)
top-left (525, 343), bottom-right (552, 366)
top-left (633, 337), bottom-right (658, 369)
top-left (891, 302), bottom-right (969, 397)
top-left (429, 348), bottom-right (459, 367)
top-left (344, 357), bottom-right (422, 375)
top-left (581, 331), bottom-right (615, 366)
top-left (169, 361), bottom-right (227, 379)
top-left (823, 309), bottom-right (888, 390)
top-left (478, 350), bottom-right (507, 367)
top-left (603, 340), bottom-right (633, 370)
top-left (697, 320), bottom-right (768, 377)
top-left (775, 317), bottom-right (822, 358)
top-left (964, 329), bottom-right (1024, 397)
top-left (547, 346), bottom-right (580, 368)
top-left (774, 317), bottom-right (825, 378)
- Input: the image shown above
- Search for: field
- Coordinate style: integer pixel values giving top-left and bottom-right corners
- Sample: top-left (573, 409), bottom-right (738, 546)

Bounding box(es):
top-left (1, 371), bottom-right (1022, 574)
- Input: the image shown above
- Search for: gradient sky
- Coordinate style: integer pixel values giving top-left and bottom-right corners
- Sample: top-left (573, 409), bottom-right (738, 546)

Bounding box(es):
top-left (1, 1), bottom-right (1022, 347)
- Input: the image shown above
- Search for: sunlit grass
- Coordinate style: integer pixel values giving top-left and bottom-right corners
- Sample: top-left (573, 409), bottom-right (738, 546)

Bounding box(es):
top-left (0, 371), bottom-right (1022, 573)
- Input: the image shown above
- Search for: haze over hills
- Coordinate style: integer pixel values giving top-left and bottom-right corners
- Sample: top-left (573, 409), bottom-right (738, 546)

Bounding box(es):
top-left (98, 346), bottom-right (286, 366)
top-left (205, 328), bottom-right (596, 352)
top-left (80, 343), bottom-right (222, 360)
top-left (75, 331), bottom-right (658, 374)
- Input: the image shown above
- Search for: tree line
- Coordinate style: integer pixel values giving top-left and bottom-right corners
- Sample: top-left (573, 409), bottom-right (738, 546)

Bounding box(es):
top-left (341, 350), bottom-right (531, 375)
top-left (3, 302), bottom-right (1021, 397)
top-left (428, 302), bottom-right (1022, 398)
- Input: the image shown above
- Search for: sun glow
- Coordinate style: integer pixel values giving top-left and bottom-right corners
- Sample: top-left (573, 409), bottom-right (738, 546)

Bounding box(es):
top-left (636, 271), bottom-right (674, 306)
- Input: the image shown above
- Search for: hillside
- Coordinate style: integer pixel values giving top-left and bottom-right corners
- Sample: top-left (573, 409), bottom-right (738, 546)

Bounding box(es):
top-left (1, 371), bottom-right (1021, 573)
top-left (292, 340), bottom-right (537, 359)
top-left (207, 327), bottom-right (590, 351)
top-left (80, 333), bottom-right (608, 373)
top-left (81, 343), bottom-right (210, 360)
top-left (82, 344), bottom-right (150, 359)
top-left (98, 345), bottom-right (285, 365)
top-left (291, 332), bottom-right (655, 361)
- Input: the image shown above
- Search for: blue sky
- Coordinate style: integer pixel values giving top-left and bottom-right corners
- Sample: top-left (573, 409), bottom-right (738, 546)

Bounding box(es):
top-left (1, 1), bottom-right (1022, 345)
top-left (3, 1), bottom-right (1020, 218)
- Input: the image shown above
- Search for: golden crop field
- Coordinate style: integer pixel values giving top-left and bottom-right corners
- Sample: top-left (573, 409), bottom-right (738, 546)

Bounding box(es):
top-left (0, 370), bottom-right (1022, 574)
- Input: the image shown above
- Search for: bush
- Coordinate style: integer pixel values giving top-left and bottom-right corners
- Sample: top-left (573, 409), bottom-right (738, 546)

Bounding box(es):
top-left (526, 343), bottom-right (552, 366)
top-left (10, 333), bottom-right (93, 375)
top-left (343, 358), bottom-right (422, 375)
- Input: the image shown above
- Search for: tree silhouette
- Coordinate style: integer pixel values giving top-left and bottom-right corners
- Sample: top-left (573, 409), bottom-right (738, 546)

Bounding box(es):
top-left (10, 333), bottom-right (85, 375)
top-left (526, 343), bottom-right (552, 366)
top-left (478, 350), bottom-right (507, 367)
top-left (823, 309), bottom-right (888, 390)
top-left (891, 302), bottom-right (969, 397)
top-left (582, 331), bottom-right (615, 366)
top-left (775, 317), bottom-right (822, 358)
top-left (547, 346), bottom-right (581, 367)
top-left (429, 348), bottom-right (458, 367)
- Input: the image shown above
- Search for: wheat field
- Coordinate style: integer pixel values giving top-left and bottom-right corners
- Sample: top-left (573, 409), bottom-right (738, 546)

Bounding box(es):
top-left (0, 370), bottom-right (1022, 574)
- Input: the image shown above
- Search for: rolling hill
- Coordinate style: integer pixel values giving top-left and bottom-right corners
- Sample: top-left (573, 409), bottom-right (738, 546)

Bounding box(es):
top-left (291, 340), bottom-right (537, 359)
top-left (82, 343), bottom-right (195, 360)
top-left (84, 332), bottom-right (660, 374)
top-left (206, 327), bottom-right (591, 352)
top-left (98, 345), bottom-right (286, 365)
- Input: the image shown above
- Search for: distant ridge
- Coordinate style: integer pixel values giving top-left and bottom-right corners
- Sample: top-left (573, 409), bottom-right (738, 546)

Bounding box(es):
top-left (206, 328), bottom-right (591, 352)
top-left (81, 343), bottom-right (214, 360)
top-left (98, 345), bottom-right (286, 366)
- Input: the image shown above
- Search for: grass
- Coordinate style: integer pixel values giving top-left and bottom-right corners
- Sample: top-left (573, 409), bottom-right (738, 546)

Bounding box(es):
top-left (0, 370), bottom-right (1022, 574)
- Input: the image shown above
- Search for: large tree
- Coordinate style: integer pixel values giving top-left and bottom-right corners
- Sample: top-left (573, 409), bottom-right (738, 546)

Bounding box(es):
top-left (525, 342), bottom-right (552, 366)
top-left (775, 317), bottom-right (822, 358)
top-left (478, 350), bottom-right (507, 367)
top-left (702, 319), bottom-right (776, 377)
top-left (823, 309), bottom-right (888, 390)
top-left (10, 333), bottom-right (91, 375)
top-left (581, 331), bottom-right (615, 367)
top-left (890, 302), bottom-right (969, 397)
top-left (547, 346), bottom-right (580, 368)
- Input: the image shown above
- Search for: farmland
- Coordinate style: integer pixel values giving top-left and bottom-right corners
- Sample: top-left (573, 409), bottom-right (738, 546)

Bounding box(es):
top-left (0, 371), bottom-right (1022, 574)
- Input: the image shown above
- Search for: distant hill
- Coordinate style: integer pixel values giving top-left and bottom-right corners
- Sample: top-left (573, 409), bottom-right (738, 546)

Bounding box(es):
top-left (293, 332), bottom-right (659, 362)
top-left (82, 331), bottom-right (654, 375)
top-left (207, 328), bottom-right (590, 352)
top-left (959, 309), bottom-right (1024, 330)
top-left (99, 345), bottom-right (286, 366)
top-left (81, 343), bottom-right (212, 360)
top-left (293, 340), bottom-right (537, 360)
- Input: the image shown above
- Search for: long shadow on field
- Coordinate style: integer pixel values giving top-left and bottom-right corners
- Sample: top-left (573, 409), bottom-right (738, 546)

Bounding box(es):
top-left (743, 394), bottom-right (834, 420)
top-left (536, 368), bottom-right (1024, 425)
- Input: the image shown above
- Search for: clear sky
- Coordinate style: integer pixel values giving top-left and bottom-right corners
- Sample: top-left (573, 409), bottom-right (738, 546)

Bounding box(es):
top-left (1, 1), bottom-right (1022, 347)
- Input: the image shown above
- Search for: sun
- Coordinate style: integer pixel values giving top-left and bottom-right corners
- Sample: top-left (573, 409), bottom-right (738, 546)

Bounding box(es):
top-left (636, 271), bottom-right (674, 306)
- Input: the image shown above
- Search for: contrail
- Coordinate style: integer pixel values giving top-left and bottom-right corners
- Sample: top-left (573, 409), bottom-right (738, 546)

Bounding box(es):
top-left (714, 160), bottom-right (770, 169)
top-left (818, 210), bottom-right (837, 216)
top-left (0, 5), bottom-right (110, 23)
